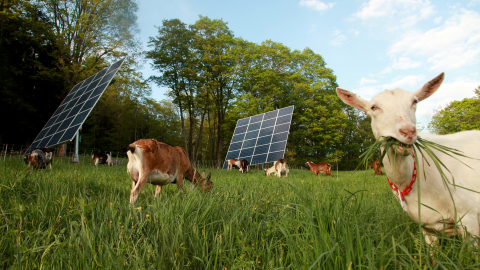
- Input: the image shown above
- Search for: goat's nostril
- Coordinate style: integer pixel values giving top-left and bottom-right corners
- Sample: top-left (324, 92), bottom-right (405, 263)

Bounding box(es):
top-left (399, 127), bottom-right (417, 138)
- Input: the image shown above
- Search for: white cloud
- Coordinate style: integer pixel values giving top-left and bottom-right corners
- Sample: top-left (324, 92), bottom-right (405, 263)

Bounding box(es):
top-left (299, 0), bottom-right (335, 12)
top-left (331, 30), bottom-right (347, 46)
top-left (382, 75), bottom-right (425, 89)
top-left (391, 56), bottom-right (422, 69)
top-left (433, 16), bottom-right (442, 23)
top-left (388, 9), bottom-right (480, 71)
top-left (360, 77), bottom-right (378, 85)
top-left (352, 86), bottom-right (383, 99)
top-left (354, 0), bottom-right (435, 22)
top-left (380, 67), bottom-right (392, 74)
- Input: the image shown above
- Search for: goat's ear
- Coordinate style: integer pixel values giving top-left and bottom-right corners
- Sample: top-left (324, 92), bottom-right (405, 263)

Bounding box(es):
top-left (201, 170), bottom-right (206, 178)
top-left (206, 173), bottom-right (211, 181)
top-left (415, 72), bottom-right (444, 101)
top-left (336, 88), bottom-right (369, 112)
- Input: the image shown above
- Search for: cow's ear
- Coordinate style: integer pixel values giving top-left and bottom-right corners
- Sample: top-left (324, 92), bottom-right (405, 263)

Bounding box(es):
top-left (201, 170), bottom-right (206, 178)
top-left (206, 173), bottom-right (211, 181)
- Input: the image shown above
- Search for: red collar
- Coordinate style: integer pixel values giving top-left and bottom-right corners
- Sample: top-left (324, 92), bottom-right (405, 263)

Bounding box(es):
top-left (386, 152), bottom-right (417, 202)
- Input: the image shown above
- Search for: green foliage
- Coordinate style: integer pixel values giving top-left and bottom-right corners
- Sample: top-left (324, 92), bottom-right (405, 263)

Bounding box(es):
top-left (0, 0), bottom-right (63, 145)
top-left (1, 158), bottom-right (479, 268)
top-left (428, 89), bottom-right (480, 134)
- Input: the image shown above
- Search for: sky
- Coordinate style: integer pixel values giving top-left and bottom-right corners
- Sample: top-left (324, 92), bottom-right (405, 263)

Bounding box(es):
top-left (135, 0), bottom-right (480, 128)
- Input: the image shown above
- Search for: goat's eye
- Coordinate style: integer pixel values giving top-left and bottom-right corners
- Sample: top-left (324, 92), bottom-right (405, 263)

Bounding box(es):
top-left (371, 105), bottom-right (378, 111)
top-left (413, 100), bottom-right (418, 105)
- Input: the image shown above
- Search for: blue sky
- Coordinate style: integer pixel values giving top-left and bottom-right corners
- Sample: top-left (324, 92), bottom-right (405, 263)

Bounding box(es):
top-left (136, 0), bottom-right (480, 128)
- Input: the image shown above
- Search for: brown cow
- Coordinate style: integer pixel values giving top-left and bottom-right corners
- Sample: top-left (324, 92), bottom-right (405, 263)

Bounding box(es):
top-left (92, 152), bottom-right (112, 166)
top-left (372, 160), bottom-right (383, 175)
top-left (126, 139), bottom-right (213, 204)
top-left (306, 161), bottom-right (332, 177)
top-left (265, 159), bottom-right (289, 178)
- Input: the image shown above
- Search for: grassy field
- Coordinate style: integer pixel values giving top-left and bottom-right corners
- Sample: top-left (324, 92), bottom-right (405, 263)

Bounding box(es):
top-left (1, 158), bottom-right (479, 269)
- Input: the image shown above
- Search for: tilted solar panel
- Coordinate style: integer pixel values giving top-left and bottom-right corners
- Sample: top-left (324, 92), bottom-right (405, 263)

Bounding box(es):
top-left (23, 58), bottom-right (126, 156)
top-left (222, 106), bottom-right (294, 169)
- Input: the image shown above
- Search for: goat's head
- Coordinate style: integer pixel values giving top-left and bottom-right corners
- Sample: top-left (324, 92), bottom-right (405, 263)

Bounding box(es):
top-left (197, 170), bottom-right (214, 192)
top-left (336, 73), bottom-right (444, 150)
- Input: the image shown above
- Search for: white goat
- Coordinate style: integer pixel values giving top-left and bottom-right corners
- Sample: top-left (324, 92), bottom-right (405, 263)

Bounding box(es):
top-left (336, 72), bottom-right (480, 245)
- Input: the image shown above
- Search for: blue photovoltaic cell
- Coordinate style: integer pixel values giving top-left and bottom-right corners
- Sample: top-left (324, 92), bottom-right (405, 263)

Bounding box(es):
top-left (276, 114), bottom-right (292, 125)
top-left (261, 118), bottom-right (276, 128)
top-left (254, 144), bottom-right (269, 155)
top-left (223, 106), bottom-right (294, 167)
top-left (272, 132), bottom-right (288, 143)
top-left (264, 110), bottom-right (278, 120)
top-left (240, 147), bottom-right (254, 157)
top-left (256, 135), bottom-right (271, 146)
top-left (242, 138), bottom-right (257, 149)
top-left (244, 130), bottom-right (259, 140)
top-left (250, 114), bottom-right (263, 123)
top-left (237, 118), bottom-right (250, 126)
top-left (252, 154), bottom-right (267, 164)
top-left (23, 58), bottom-right (125, 156)
top-left (274, 123), bottom-right (290, 134)
top-left (269, 141), bottom-right (286, 153)
top-left (229, 141), bottom-right (243, 151)
top-left (259, 127), bottom-right (274, 137)
top-left (234, 125), bottom-right (248, 134)
top-left (231, 133), bottom-right (245, 143)
top-left (226, 150), bottom-right (240, 159)
top-left (239, 156), bottom-right (252, 163)
top-left (267, 151), bottom-right (285, 162)
top-left (247, 122), bottom-right (261, 132)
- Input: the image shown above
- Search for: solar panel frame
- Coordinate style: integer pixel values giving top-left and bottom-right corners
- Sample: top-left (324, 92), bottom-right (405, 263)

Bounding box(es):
top-left (24, 58), bottom-right (126, 156)
top-left (223, 105), bottom-right (294, 169)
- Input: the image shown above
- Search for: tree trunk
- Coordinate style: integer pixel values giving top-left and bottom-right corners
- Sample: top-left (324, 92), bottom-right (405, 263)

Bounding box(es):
top-left (56, 143), bottom-right (67, 157)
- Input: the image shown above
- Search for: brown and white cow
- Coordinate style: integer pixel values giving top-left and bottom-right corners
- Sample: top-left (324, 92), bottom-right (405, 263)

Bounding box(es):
top-left (92, 152), bottom-right (112, 166)
top-left (372, 160), bottom-right (383, 175)
top-left (306, 161), bottom-right (332, 177)
top-left (227, 158), bottom-right (241, 171)
top-left (126, 139), bottom-right (213, 204)
top-left (265, 159), bottom-right (289, 178)
top-left (25, 148), bottom-right (52, 170)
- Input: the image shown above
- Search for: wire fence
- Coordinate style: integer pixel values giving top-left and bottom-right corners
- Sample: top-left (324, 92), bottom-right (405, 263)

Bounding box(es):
top-left (2, 143), bottom-right (308, 170)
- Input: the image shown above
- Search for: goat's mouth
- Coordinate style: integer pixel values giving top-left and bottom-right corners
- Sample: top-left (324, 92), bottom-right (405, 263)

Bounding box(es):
top-left (386, 137), bottom-right (413, 156)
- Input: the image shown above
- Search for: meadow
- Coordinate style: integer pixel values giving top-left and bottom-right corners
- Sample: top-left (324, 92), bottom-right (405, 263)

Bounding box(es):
top-left (1, 158), bottom-right (479, 269)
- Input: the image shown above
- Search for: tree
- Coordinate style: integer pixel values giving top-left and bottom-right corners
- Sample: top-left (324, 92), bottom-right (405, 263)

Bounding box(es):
top-left (428, 87), bottom-right (480, 134)
top-left (0, 0), bottom-right (63, 145)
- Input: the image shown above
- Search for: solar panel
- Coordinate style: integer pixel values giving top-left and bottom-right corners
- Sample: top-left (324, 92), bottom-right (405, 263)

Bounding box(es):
top-left (222, 106), bottom-right (294, 169)
top-left (23, 58), bottom-right (126, 156)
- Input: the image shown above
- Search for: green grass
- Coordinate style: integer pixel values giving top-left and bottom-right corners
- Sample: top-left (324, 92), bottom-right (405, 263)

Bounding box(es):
top-left (1, 158), bottom-right (479, 269)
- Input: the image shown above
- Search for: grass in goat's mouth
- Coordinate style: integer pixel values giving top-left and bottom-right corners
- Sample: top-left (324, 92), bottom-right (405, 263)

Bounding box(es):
top-left (360, 135), bottom-right (474, 190)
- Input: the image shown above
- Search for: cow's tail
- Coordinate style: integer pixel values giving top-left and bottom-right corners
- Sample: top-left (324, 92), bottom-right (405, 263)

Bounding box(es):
top-left (126, 145), bottom-right (136, 153)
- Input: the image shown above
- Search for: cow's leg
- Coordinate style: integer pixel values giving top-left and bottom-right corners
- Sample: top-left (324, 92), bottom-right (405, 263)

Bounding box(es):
top-left (176, 176), bottom-right (184, 198)
top-left (130, 169), bottom-right (150, 204)
top-left (155, 185), bottom-right (162, 197)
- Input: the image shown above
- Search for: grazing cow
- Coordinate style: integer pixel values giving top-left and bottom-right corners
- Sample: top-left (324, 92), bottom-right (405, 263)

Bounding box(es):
top-left (306, 161), bottom-right (332, 177)
top-left (264, 159), bottom-right (289, 178)
top-left (240, 159), bottom-right (250, 173)
top-left (336, 72), bottom-right (480, 246)
top-left (126, 139), bottom-right (214, 204)
top-left (92, 152), bottom-right (112, 166)
top-left (25, 149), bottom-right (50, 170)
top-left (227, 158), bottom-right (241, 171)
top-left (372, 160), bottom-right (382, 175)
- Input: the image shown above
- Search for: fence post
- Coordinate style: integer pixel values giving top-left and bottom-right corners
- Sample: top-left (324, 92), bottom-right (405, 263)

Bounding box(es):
top-left (4, 144), bottom-right (7, 162)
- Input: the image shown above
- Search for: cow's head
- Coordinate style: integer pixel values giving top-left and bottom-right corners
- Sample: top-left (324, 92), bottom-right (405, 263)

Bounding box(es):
top-left (336, 73), bottom-right (444, 154)
top-left (197, 171), bottom-right (214, 192)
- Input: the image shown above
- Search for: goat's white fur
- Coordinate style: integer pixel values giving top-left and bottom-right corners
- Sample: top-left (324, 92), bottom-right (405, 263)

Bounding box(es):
top-left (337, 72), bottom-right (480, 245)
